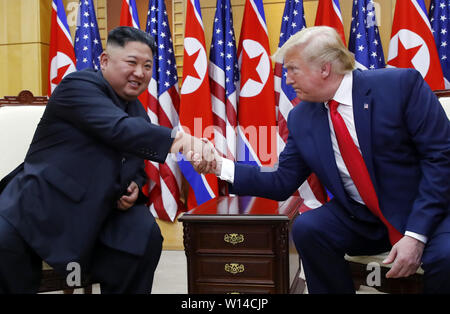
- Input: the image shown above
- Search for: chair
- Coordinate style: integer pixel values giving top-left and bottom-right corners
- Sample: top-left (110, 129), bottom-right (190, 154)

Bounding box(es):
top-left (345, 253), bottom-right (424, 293)
top-left (433, 89), bottom-right (450, 117)
top-left (344, 89), bottom-right (450, 294)
top-left (0, 90), bottom-right (93, 294)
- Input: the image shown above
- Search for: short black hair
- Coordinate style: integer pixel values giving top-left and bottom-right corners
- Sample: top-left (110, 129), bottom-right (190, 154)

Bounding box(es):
top-left (106, 26), bottom-right (157, 55)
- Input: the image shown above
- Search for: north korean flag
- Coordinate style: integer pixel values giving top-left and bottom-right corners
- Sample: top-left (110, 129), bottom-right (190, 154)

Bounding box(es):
top-left (48, 0), bottom-right (76, 96)
top-left (178, 0), bottom-right (218, 209)
top-left (120, 0), bottom-right (140, 29)
top-left (237, 0), bottom-right (277, 167)
top-left (315, 0), bottom-right (346, 45)
top-left (388, 0), bottom-right (444, 90)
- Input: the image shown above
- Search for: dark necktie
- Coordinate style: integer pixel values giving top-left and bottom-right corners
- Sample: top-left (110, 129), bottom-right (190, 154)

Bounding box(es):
top-left (328, 100), bottom-right (402, 245)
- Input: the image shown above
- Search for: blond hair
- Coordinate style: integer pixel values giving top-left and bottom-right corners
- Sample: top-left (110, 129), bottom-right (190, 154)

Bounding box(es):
top-left (273, 26), bottom-right (355, 74)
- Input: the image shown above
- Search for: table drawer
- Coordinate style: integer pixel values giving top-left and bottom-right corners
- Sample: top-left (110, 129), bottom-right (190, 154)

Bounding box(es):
top-left (194, 283), bottom-right (276, 294)
top-left (192, 223), bottom-right (276, 254)
top-left (194, 255), bottom-right (276, 285)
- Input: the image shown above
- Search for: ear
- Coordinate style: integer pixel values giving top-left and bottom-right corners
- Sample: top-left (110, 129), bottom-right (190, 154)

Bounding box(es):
top-left (99, 52), bottom-right (109, 71)
top-left (320, 62), bottom-right (332, 79)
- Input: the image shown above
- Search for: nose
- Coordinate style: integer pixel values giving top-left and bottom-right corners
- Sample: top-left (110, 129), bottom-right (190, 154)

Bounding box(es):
top-left (134, 65), bottom-right (145, 78)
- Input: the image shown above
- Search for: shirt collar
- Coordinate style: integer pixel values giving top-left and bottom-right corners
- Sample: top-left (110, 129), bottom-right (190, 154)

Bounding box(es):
top-left (325, 71), bottom-right (353, 109)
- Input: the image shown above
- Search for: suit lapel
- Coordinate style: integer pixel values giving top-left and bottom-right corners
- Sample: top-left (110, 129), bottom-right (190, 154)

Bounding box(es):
top-left (310, 104), bottom-right (349, 203)
top-left (352, 70), bottom-right (377, 190)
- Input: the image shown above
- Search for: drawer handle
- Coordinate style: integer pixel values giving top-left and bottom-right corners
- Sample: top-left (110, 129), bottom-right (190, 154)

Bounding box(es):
top-left (224, 263), bottom-right (245, 275)
top-left (224, 233), bottom-right (245, 245)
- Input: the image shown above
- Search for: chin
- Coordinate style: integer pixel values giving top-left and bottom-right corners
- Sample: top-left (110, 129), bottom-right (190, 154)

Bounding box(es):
top-left (124, 90), bottom-right (144, 100)
top-left (296, 92), bottom-right (306, 100)
top-left (117, 93), bottom-right (135, 102)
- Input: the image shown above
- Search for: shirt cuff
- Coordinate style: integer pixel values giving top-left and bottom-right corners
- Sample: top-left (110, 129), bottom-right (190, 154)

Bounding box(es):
top-left (405, 231), bottom-right (428, 244)
top-left (219, 158), bottom-right (235, 184)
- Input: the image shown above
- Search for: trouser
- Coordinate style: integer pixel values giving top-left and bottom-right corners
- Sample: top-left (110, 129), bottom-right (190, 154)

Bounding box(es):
top-left (0, 216), bottom-right (42, 293)
top-left (292, 199), bottom-right (450, 294)
top-left (90, 220), bottom-right (163, 294)
top-left (0, 215), bottom-right (163, 294)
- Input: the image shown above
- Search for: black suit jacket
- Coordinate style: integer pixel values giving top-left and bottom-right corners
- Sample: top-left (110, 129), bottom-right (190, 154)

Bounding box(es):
top-left (0, 69), bottom-right (174, 271)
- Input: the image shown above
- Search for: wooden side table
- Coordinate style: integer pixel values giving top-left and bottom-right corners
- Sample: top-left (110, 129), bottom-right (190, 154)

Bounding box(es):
top-left (178, 195), bottom-right (304, 294)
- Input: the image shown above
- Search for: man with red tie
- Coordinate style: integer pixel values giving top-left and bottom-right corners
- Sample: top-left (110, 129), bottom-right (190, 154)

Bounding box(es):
top-left (193, 26), bottom-right (450, 293)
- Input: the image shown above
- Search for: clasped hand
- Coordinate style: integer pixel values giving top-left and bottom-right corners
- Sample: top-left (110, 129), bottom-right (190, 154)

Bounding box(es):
top-left (171, 131), bottom-right (221, 175)
top-left (117, 181), bottom-right (139, 210)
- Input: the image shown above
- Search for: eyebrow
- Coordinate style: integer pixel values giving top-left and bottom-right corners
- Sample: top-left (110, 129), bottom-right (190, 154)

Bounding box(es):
top-left (125, 55), bottom-right (153, 64)
top-left (284, 63), bottom-right (297, 68)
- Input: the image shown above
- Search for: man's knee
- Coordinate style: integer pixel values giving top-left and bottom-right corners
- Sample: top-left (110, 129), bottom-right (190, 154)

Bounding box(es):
top-left (423, 233), bottom-right (450, 293)
top-left (430, 240), bottom-right (450, 274)
top-left (292, 210), bottom-right (324, 250)
top-left (150, 222), bottom-right (163, 249)
top-left (143, 222), bottom-right (163, 262)
top-left (0, 217), bottom-right (20, 251)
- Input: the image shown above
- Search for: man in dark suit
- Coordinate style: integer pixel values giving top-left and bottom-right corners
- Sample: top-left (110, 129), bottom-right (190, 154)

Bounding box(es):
top-left (193, 26), bottom-right (450, 293)
top-left (0, 26), bottom-right (214, 293)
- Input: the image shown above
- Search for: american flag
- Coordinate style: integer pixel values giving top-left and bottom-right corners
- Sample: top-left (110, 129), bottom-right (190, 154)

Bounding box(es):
top-left (429, 0), bottom-right (450, 88)
top-left (141, 0), bottom-right (185, 222)
top-left (74, 0), bottom-right (103, 71)
top-left (48, 0), bottom-right (76, 95)
top-left (209, 0), bottom-right (239, 163)
top-left (275, 0), bottom-right (305, 142)
top-left (315, 0), bottom-right (346, 45)
top-left (348, 0), bottom-right (385, 70)
top-left (275, 0), bottom-right (327, 211)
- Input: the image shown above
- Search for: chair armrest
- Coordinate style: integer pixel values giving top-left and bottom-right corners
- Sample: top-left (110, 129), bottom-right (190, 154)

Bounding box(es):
top-left (345, 253), bottom-right (424, 275)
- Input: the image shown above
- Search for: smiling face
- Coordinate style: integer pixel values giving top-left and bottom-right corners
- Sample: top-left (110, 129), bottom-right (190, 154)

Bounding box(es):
top-left (100, 41), bottom-right (153, 101)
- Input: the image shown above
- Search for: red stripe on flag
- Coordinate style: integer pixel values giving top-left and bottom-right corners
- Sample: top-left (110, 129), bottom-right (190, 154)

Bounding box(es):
top-left (225, 98), bottom-right (237, 128)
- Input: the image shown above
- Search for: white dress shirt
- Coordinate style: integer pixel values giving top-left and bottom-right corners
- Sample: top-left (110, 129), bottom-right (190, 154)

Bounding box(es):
top-left (219, 72), bottom-right (426, 243)
top-left (325, 72), bottom-right (364, 204)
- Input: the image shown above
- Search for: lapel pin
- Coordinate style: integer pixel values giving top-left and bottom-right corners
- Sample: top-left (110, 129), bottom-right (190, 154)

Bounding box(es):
top-left (364, 103), bottom-right (369, 109)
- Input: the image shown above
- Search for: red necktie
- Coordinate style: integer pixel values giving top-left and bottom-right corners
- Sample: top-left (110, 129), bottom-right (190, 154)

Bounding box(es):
top-left (328, 100), bottom-right (402, 245)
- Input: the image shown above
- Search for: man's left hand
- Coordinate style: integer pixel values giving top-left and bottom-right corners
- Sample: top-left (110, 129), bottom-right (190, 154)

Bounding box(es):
top-left (383, 235), bottom-right (425, 278)
top-left (117, 181), bottom-right (139, 211)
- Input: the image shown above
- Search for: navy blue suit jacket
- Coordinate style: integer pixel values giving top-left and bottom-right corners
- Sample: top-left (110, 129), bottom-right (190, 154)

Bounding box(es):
top-left (231, 68), bottom-right (450, 239)
top-left (0, 69), bottom-right (174, 271)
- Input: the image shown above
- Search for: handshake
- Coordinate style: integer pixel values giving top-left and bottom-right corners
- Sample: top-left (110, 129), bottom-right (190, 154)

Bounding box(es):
top-left (170, 131), bottom-right (222, 175)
